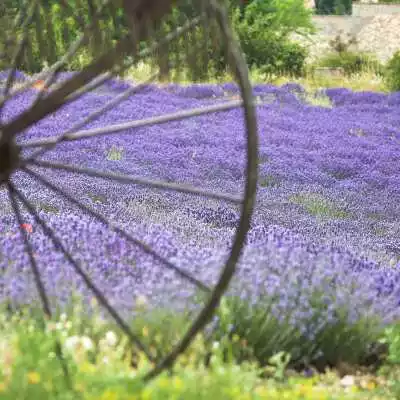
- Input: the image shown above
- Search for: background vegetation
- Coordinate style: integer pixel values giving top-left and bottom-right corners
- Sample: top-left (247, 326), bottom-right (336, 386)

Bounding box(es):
top-left (1, 0), bottom-right (399, 90)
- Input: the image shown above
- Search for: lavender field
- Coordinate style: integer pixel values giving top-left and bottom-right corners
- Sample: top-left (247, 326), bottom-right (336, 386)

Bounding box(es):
top-left (1, 74), bottom-right (400, 339)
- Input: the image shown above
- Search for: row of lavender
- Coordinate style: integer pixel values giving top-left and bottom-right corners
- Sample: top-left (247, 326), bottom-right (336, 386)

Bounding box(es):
top-left (0, 72), bottom-right (399, 337)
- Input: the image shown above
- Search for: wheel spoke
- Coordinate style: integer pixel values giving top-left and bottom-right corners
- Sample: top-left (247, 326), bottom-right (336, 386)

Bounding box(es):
top-left (6, 182), bottom-right (72, 388)
top-left (2, 32), bottom-right (89, 104)
top-left (19, 98), bottom-right (253, 148)
top-left (23, 166), bottom-right (212, 293)
top-left (9, 177), bottom-right (154, 361)
top-left (29, 159), bottom-right (243, 204)
top-left (0, 0), bottom-right (39, 122)
top-left (1, 37), bottom-right (132, 143)
top-left (24, 71), bottom-right (160, 163)
top-left (1, 0), bottom-right (113, 109)
top-left (1, 16), bottom-right (203, 143)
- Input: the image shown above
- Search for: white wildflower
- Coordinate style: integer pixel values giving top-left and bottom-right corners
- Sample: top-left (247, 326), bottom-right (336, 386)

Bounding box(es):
top-left (340, 375), bottom-right (355, 387)
top-left (104, 331), bottom-right (118, 347)
top-left (81, 336), bottom-right (94, 351)
top-left (64, 336), bottom-right (80, 353)
top-left (64, 335), bottom-right (94, 353)
top-left (136, 295), bottom-right (148, 308)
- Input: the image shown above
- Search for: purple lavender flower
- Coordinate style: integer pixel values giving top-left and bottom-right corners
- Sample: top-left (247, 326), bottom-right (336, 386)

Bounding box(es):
top-left (0, 73), bottom-right (399, 337)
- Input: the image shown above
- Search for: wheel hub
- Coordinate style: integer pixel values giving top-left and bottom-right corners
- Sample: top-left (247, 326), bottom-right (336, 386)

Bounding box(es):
top-left (0, 132), bottom-right (21, 182)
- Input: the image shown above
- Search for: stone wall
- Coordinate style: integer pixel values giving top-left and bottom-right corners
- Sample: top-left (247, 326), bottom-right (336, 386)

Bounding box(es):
top-left (293, 3), bottom-right (400, 63)
top-left (352, 3), bottom-right (400, 16)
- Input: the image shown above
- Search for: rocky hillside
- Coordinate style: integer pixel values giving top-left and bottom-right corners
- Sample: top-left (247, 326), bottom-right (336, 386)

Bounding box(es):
top-left (293, 5), bottom-right (400, 63)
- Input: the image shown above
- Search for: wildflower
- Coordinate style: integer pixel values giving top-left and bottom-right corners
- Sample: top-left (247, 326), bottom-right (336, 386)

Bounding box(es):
top-left (27, 371), bottom-right (41, 384)
top-left (104, 331), bottom-right (118, 347)
top-left (360, 378), bottom-right (377, 390)
top-left (212, 341), bottom-right (220, 350)
top-left (64, 336), bottom-right (80, 352)
top-left (81, 336), bottom-right (94, 351)
top-left (33, 80), bottom-right (46, 90)
top-left (79, 362), bottom-right (96, 374)
top-left (340, 375), bottom-right (355, 387)
top-left (100, 389), bottom-right (118, 400)
top-left (65, 335), bottom-right (94, 354)
top-left (136, 295), bottom-right (148, 308)
top-left (141, 387), bottom-right (153, 400)
top-left (157, 377), bottom-right (169, 388)
top-left (173, 376), bottom-right (184, 391)
top-left (20, 223), bottom-right (33, 234)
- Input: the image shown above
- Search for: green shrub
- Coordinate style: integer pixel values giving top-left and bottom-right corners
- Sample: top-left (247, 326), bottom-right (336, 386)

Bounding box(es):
top-left (318, 51), bottom-right (383, 76)
top-left (212, 293), bottom-right (384, 372)
top-left (231, 0), bottom-right (313, 77)
top-left (315, 31), bottom-right (383, 77)
top-left (381, 323), bottom-right (400, 365)
top-left (237, 33), bottom-right (308, 77)
top-left (1, 0), bottom-right (314, 80)
top-left (385, 50), bottom-right (400, 92)
top-left (315, 0), bottom-right (352, 15)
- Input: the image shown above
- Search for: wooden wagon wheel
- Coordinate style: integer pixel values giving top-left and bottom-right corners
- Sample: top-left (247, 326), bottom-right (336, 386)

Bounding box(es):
top-left (0, 0), bottom-right (258, 384)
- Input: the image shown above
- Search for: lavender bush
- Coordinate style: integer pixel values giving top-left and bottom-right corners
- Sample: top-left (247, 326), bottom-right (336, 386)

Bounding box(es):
top-left (0, 73), bottom-right (399, 367)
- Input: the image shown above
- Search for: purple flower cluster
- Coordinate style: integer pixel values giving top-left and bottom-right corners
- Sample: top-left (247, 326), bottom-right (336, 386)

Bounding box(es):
top-left (0, 73), bottom-right (399, 335)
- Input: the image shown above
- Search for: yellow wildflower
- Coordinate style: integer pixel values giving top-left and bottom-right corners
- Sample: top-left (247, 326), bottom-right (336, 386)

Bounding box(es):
top-left (142, 326), bottom-right (149, 337)
top-left (79, 361), bottom-right (96, 374)
top-left (157, 377), bottom-right (169, 389)
top-left (100, 390), bottom-right (118, 400)
top-left (173, 376), bottom-right (184, 391)
top-left (254, 386), bottom-right (278, 399)
top-left (141, 387), bottom-right (153, 400)
top-left (27, 371), bottom-right (41, 384)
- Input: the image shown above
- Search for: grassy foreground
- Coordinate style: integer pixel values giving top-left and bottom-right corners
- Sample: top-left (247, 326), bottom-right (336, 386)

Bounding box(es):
top-left (1, 305), bottom-right (400, 400)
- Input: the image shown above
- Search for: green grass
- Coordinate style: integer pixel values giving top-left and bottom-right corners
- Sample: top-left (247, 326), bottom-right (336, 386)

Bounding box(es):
top-left (37, 202), bottom-right (60, 215)
top-left (123, 62), bottom-right (388, 94)
top-left (87, 193), bottom-right (108, 204)
top-left (289, 192), bottom-right (350, 219)
top-left (0, 308), bottom-right (399, 399)
top-left (1, 290), bottom-right (399, 399)
top-left (105, 145), bottom-right (124, 162)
